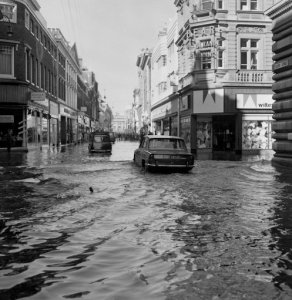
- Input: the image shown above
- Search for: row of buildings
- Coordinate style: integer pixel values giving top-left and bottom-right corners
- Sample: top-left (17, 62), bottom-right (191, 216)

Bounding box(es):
top-left (0, 0), bottom-right (112, 151)
top-left (134, 0), bottom-right (284, 159)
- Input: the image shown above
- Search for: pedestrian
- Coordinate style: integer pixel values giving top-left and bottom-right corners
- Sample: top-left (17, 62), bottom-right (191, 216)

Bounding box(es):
top-left (6, 129), bottom-right (13, 152)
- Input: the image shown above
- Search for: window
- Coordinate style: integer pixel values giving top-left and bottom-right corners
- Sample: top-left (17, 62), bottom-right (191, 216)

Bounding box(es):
top-left (218, 0), bottom-right (223, 9)
top-left (0, 45), bottom-right (13, 76)
top-left (240, 0), bottom-right (257, 11)
top-left (218, 50), bottom-right (223, 68)
top-left (25, 49), bottom-right (30, 81)
top-left (240, 38), bottom-right (259, 69)
top-left (30, 18), bottom-right (34, 34)
top-left (35, 59), bottom-right (39, 86)
top-left (201, 0), bottom-right (213, 10)
top-left (24, 9), bottom-right (30, 29)
top-left (201, 50), bottom-right (211, 69)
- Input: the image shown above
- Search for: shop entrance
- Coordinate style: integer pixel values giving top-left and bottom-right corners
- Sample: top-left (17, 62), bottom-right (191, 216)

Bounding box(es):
top-left (213, 115), bottom-right (236, 151)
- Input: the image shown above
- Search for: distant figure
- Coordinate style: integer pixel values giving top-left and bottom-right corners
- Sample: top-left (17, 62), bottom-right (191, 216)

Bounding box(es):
top-left (89, 187), bottom-right (94, 193)
top-left (6, 129), bottom-right (13, 152)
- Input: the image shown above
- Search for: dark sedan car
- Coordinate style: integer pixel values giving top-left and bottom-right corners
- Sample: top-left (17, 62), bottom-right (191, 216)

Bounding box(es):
top-left (133, 135), bottom-right (194, 172)
top-left (88, 131), bottom-right (112, 153)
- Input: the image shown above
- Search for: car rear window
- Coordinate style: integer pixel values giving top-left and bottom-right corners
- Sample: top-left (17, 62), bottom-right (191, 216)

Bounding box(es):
top-left (149, 138), bottom-right (186, 150)
top-left (94, 135), bottom-right (110, 142)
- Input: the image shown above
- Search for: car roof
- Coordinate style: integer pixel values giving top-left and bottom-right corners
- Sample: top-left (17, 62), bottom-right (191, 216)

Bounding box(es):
top-left (146, 135), bottom-right (184, 140)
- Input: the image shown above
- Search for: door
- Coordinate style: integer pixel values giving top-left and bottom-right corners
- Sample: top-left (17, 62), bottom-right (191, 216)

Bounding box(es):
top-left (213, 115), bottom-right (236, 151)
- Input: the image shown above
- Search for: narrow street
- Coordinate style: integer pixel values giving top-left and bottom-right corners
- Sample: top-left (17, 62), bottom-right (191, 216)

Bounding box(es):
top-left (1, 142), bottom-right (292, 299)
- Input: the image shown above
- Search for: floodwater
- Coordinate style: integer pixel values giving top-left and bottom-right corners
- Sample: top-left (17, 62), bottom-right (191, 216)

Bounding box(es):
top-left (1, 142), bottom-right (292, 300)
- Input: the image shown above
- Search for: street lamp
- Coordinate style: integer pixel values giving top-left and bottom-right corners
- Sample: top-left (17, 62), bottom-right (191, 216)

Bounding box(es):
top-left (0, 10), bottom-right (13, 37)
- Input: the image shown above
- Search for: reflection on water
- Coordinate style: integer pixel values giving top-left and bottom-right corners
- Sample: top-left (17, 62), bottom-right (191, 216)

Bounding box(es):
top-left (1, 143), bottom-right (292, 299)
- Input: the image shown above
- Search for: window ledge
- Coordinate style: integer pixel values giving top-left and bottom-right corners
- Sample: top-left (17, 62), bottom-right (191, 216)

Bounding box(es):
top-left (0, 75), bottom-right (16, 79)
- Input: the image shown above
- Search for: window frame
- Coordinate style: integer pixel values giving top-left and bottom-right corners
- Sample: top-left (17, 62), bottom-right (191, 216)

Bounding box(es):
top-left (0, 44), bottom-right (15, 78)
top-left (239, 0), bottom-right (258, 11)
top-left (239, 38), bottom-right (259, 70)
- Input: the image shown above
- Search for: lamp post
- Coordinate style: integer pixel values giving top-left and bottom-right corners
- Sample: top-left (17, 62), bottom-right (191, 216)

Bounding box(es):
top-left (0, 10), bottom-right (13, 37)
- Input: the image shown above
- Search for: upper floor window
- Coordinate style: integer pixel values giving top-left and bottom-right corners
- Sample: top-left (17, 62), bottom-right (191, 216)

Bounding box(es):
top-left (24, 9), bottom-right (30, 29)
top-left (201, 0), bottom-right (213, 10)
top-left (201, 50), bottom-right (212, 69)
top-left (217, 0), bottom-right (223, 9)
top-left (0, 45), bottom-right (14, 77)
top-left (240, 0), bottom-right (257, 11)
top-left (240, 38), bottom-right (259, 69)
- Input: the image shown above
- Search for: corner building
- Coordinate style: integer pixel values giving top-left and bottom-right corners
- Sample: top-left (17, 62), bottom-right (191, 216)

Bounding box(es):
top-left (172, 0), bottom-right (281, 159)
top-left (266, 0), bottom-right (292, 166)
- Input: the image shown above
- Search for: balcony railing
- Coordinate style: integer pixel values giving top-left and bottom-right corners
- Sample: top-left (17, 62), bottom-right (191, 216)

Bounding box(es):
top-left (179, 69), bottom-right (273, 87)
top-left (235, 70), bottom-right (266, 83)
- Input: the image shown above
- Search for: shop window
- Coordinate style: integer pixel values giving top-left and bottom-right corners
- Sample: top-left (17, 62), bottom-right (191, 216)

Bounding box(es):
top-left (242, 120), bottom-right (273, 150)
top-left (197, 121), bottom-right (212, 149)
top-left (0, 45), bottom-right (14, 77)
top-left (180, 116), bottom-right (191, 149)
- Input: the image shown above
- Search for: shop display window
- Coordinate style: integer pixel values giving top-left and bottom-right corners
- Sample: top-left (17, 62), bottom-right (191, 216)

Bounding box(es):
top-left (197, 121), bottom-right (212, 149)
top-left (242, 120), bottom-right (273, 150)
top-left (180, 116), bottom-right (191, 149)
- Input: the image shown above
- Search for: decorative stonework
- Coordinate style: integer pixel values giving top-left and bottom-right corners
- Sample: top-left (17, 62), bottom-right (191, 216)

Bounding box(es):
top-left (237, 26), bottom-right (264, 33)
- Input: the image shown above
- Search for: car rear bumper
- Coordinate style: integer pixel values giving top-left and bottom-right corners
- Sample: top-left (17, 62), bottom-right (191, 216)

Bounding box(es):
top-left (146, 163), bottom-right (194, 169)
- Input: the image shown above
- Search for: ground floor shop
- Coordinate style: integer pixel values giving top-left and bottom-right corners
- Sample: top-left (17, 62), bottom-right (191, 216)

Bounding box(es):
top-left (151, 87), bottom-right (274, 159)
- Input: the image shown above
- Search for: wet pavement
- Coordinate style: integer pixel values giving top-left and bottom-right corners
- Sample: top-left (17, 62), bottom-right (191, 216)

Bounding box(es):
top-left (1, 141), bottom-right (292, 299)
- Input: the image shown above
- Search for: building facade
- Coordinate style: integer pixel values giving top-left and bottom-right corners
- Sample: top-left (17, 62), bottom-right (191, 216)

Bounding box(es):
top-left (147, 0), bottom-right (281, 159)
top-left (0, 0), bottom-right (101, 151)
top-left (266, 0), bottom-right (292, 166)
top-left (175, 0), bottom-right (281, 159)
top-left (136, 48), bottom-right (152, 134)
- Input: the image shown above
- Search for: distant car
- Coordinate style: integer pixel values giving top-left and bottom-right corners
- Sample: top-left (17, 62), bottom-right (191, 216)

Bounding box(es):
top-left (88, 131), bottom-right (112, 153)
top-left (109, 132), bottom-right (116, 143)
top-left (133, 135), bottom-right (194, 172)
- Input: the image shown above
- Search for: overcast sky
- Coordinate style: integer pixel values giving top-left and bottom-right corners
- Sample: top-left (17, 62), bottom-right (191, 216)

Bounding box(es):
top-left (37, 0), bottom-right (176, 114)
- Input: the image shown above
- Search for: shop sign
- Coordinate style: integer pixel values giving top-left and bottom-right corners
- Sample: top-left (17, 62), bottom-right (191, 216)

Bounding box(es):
top-left (152, 102), bottom-right (172, 120)
top-left (0, 115), bottom-right (14, 123)
top-left (236, 94), bottom-right (274, 109)
top-left (50, 101), bottom-right (59, 118)
top-left (31, 92), bottom-right (46, 101)
top-left (81, 106), bottom-right (87, 112)
top-left (193, 89), bottom-right (224, 113)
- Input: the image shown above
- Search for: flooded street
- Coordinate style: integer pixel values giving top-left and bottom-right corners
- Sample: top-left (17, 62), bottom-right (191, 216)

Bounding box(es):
top-left (1, 141), bottom-right (292, 300)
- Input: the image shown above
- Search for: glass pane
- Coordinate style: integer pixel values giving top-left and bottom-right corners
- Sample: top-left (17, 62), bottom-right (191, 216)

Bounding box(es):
top-left (240, 39), bottom-right (248, 48)
top-left (250, 0), bottom-right (257, 10)
top-left (251, 39), bottom-right (258, 48)
top-left (240, 0), bottom-right (248, 10)
top-left (0, 46), bottom-right (12, 74)
top-left (251, 51), bottom-right (258, 69)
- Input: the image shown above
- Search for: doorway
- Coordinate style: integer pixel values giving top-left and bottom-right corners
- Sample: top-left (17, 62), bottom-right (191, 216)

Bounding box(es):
top-left (213, 115), bottom-right (236, 151)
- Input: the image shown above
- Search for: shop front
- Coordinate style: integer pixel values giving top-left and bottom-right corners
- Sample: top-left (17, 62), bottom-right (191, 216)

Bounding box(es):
top-left (60, 105), bottom-right (78, 145)
top-left (27, 94), bottom-right (49, 150)
top-left (192, 88), bottom-right (274, 159)
top-left (49, 101), bottom-right (59, 147)
top-left (151, 98), bottom-right (178, 136)
top-left (0, 105), bottom-right (26, 150)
